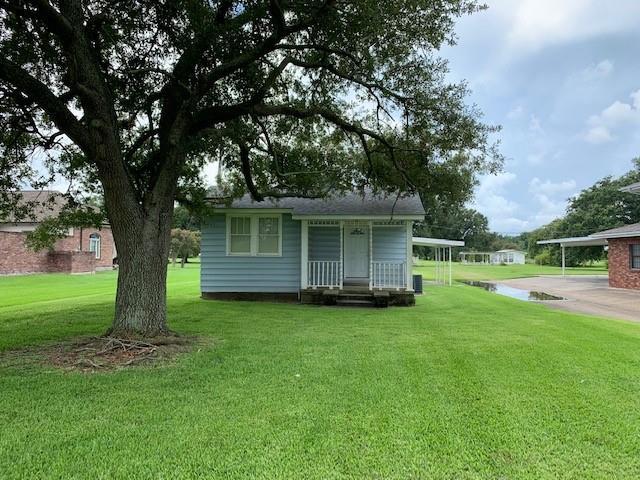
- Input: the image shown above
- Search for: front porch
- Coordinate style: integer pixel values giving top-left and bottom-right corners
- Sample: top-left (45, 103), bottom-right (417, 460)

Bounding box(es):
top-left (299, 219), bottom-right (414, 302)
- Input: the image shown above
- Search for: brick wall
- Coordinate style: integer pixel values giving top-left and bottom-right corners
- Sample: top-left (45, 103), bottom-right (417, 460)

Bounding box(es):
top-left (0, 226), bottom-right (115, 275)
top-left (0, 231), bottom-right (51, 274)
top-left (62, 226), bottom-right (116, 269)
top-left (608, 237), bottom-right (640, 290)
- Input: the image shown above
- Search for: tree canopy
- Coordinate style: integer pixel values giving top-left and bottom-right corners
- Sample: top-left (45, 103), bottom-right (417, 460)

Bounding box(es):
top-left (0, 0), bottom-right (501, 336)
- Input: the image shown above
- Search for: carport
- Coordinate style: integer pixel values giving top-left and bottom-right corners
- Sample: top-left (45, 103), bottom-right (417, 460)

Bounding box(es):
top-left (537, 236), bottom-right (608, 276)
top-left (412, 237), bottom-right (465, 286)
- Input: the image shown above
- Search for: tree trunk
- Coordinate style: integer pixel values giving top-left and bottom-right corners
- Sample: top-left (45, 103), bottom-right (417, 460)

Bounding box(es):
top-left (107, 208), bottom-right (174, 338)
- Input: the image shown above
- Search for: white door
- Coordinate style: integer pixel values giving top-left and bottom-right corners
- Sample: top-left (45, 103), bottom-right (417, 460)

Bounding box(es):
top-left (344, 226), bottom-right (369, 278)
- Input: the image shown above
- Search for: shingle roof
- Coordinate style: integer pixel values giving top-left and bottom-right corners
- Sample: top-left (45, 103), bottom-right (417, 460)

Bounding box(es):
top-left (590, 222), bottom-right (640, 239)
top-left (620, 182), bottom-right (640, 195)
top-left (210, 191), bottom-right (425, 217)
top-left (1, 190), bottom-right (69, 223)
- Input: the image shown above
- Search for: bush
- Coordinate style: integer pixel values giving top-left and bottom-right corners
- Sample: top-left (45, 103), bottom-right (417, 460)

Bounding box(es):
top-left (534, 250), bottom-right (551, 265)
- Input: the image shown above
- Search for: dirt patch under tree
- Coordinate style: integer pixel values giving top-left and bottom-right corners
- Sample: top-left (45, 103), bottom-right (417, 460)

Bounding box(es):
top-left (0, 335), bottom-right (203, 372)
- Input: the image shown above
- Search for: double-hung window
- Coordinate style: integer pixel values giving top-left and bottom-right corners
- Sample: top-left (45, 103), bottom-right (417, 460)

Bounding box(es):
top-left (258, 217), bottom-right (280, 254)
top-left (229, 217), bottom-right (252, 254)
top-left (631, 244), bottom-right (640, 269)
top-left (227, 215), bottom-right (282, 256)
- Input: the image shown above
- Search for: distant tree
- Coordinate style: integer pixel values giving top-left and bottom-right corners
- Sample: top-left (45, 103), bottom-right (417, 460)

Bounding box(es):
top-left (172, 205), bottom-right (201, 231)
top-left (170, 229), bottom-right (201, 267)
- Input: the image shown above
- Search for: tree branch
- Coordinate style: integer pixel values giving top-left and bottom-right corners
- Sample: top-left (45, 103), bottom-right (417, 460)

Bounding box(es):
top-left (252, 103), bottom-right (414, 188)
top-left (0, 59), bottom-right (92, 152)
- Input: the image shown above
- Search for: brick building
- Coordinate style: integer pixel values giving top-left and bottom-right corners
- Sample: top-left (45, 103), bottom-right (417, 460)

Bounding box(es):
top-left (0, 191), bottom-right (116, 275)
top-left (590, 225), bottom-right (640, 290)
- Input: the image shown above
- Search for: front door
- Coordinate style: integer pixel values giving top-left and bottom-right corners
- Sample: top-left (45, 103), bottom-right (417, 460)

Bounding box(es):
top-left (344, 225), bottom-right (369, 278)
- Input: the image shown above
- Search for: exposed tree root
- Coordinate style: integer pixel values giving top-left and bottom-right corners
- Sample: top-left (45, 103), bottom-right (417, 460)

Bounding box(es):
top-left (0, 335), bottom-right (202, 373)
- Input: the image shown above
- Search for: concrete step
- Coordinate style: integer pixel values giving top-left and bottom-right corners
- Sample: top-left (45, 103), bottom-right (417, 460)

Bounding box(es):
top-left (335, 298), bottom-right (376, 307)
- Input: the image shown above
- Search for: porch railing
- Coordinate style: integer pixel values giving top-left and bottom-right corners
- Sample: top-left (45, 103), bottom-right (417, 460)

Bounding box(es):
top-left (308, 261), bottom-right (341, 288)
top-left (372, 262), bottom-right (406, 290)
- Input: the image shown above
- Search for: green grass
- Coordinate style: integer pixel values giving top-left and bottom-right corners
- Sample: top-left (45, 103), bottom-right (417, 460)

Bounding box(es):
top-left (1, 265), bottom-right (640, 478)
top-left (415, 260), bottom-right (608, 282)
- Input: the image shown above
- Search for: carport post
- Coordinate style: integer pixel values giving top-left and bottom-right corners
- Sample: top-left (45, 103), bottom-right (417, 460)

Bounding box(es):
top-left (561, 244), bottom-right (566, 276)
top-left (449, 246), bottom-right (452, 286)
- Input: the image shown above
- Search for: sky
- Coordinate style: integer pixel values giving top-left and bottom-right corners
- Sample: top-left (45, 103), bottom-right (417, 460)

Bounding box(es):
top-left (442, 0), bottom-right (640, 234)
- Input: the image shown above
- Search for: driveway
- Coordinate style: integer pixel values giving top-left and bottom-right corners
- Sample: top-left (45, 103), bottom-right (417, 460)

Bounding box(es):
top-left (500, 275), bottom-right (640, 322)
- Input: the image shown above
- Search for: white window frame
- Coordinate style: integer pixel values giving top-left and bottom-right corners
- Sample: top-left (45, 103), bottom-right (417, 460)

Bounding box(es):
top-left (88, 233), bottom-right (101, 259)
top-left (226, 214), bottom-right (282, 257)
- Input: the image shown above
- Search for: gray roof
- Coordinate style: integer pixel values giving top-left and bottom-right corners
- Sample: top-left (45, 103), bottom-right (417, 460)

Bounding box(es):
top-left (1, 190), bottom-right (69, 223)
top-left (591, 222), bottom-right (640, 239)
top-left (620, 182), bottom-right (640, 195)
top-left (210, 191), bottom-right (425, 217)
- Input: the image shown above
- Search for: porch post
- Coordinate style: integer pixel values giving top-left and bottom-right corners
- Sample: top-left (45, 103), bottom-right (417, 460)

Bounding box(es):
top-left (561, 244), bottom-right (566, 277)
top-left (406, 221), bottom-right (413, 290)
top-left (339, 220), bottom-right (344, 289)
top-left (369, 220), bottom-right (373, 290)
top-left (301, 220), bottom-right (308, 289)
top-left (449, 246), bottom-right (452, 286)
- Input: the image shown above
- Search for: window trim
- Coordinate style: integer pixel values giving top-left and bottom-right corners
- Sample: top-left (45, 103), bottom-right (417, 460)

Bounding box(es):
top-left (88, 233), bottom-right (101, 260)
top-left (226, 214), bottom-right (282, 257)
top-left (630, 243), bottom-right (640, 270)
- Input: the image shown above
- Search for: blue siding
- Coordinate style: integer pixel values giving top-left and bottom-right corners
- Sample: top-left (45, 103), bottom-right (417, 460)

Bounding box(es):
top-left (200, 213), bottom-right (301, 293)
top-left (309, 226), bottom-right (340, 261)
top-left (372, 226), bottom-right (406, 263)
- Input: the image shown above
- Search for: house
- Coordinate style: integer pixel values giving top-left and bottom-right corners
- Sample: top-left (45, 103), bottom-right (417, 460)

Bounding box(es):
top-left (0, 191), bottom-right (116, 275)
top-left (538, 181), bottom-right (640, 290)
top-left (459, 249), bottom-right (526, 265)
top-left (200, 191), bottom-right (427, 306)
top-left (492, 249), bottom-right (526, 265)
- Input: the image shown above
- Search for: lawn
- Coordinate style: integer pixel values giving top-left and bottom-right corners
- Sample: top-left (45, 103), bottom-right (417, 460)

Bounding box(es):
top-left (1, 265), bottom-right (640, 479)
top-left (415, 260), bottom-right (608, 282)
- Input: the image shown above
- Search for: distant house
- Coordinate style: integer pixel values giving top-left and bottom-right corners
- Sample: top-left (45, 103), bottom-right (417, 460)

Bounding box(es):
top-left (538, 181), bottom-right (640, 290)
top-left (0, 191), bottom-right (116, 275)
top-left (200, 191), bottom-right (432, 306)
top-left (459, 249), bottom-right (526, 265)
top-left (492, 249), bottom-right (526, 265)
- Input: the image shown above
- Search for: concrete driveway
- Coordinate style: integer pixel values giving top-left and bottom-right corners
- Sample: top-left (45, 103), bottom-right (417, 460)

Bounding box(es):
top-left (500, 276), bottom-right (640, 322)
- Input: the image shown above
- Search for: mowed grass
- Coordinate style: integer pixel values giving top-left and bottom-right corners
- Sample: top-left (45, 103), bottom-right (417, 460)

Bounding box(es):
top-left (1, 265), bottom-right (640, 478)
top-left (415, 260), bottom-right (608, 282)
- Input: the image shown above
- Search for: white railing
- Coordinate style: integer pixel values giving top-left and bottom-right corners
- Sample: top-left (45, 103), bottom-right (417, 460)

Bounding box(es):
top-left (372, 262), bottom-right (406, 290)
top-left (308, 261), bottom-right (341, 288)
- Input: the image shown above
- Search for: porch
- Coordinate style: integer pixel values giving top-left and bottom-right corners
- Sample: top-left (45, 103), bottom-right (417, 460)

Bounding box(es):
top-left (300, 219), bottom-right (413, 292)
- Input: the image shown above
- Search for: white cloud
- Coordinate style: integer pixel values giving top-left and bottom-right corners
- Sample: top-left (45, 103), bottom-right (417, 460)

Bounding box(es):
top-left (529, 177), bottom-right (576, 196)
top-left (506, 105), bottom-right (524, 120)
top-left (526, 153), bottom-right (545, 165)
top-left (582, 59), bottom-right (614, 79)
top-left (528, 114), bottom-right (543, 135)
top-left (584, 125), bottom-right (613, 144)
top-left (494, 0), bottom-right (640, 57)
top-left (583, 89), bottom-right (640, 144)
top-left (473, 172), bottom-right (526, 231)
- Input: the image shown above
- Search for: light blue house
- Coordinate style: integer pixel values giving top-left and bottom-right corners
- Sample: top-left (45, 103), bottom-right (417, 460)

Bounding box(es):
top-left (200, 191), bottom-right (426, 306)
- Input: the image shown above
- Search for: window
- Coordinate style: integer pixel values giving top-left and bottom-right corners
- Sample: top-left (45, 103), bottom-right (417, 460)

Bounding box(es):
top-left (88, 233), bottom-right (101, 259)
top-left (229, 216), bottom-right (252, 254)
top-left (631, 244), bottom-right (640, 269)
top-left (227, 215), bottom-right (281, 256)
top-left (258, 217), bottom-right (280, 254)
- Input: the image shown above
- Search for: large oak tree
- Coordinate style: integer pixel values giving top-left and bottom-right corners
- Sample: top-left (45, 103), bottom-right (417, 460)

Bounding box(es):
top-left (0, 0), bottom-right (500, 337)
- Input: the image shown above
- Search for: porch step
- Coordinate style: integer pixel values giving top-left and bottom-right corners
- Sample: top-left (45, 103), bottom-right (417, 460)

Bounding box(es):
top-left (322, 289), bottom-right (389, 308)
top-left (335, 298), bottom-right (376, 307)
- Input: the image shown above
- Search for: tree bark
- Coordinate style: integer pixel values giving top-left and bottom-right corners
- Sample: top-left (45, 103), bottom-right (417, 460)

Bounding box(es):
top-left (107, 203), bottom-right (174, 338)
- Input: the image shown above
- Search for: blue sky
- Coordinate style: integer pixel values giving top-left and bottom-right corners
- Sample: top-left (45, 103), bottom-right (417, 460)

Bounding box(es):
top-left (443, 0), bottom-right (640, 233)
